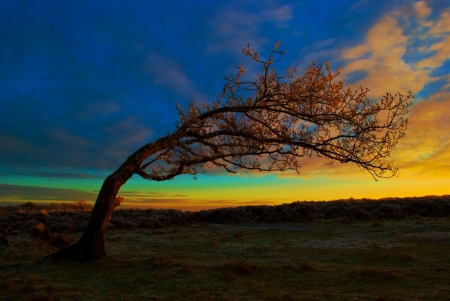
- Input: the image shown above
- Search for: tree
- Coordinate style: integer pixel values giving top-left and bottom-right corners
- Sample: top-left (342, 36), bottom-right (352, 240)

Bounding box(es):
top-left (48, 42), bottom-right (412, 262)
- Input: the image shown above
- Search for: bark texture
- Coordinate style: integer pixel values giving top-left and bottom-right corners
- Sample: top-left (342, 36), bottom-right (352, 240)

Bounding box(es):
top-left (48, 140), bottom-right (166, 262)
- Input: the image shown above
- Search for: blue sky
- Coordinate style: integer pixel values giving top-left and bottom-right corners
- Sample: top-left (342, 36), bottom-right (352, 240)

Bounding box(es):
top-left (1, 0), bottom-right (449, 210)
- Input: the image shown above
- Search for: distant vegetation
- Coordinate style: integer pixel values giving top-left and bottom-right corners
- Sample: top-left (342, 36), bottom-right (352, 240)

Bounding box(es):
top-left (198, 195), bottom-right (450, 223)
top-left (1, 195), bottom-right (449, 235)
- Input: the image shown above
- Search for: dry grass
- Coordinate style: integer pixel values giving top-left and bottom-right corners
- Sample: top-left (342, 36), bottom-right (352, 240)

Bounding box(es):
top-left (1, 219), bottom-right (450, 300)
top-left (296, 260), bottom-right (319, 272)
top-left (151, 255), bottom-right (172, 270)
top-left (349, 267), bottom-right (405, 280)
top-left (1, 198), bottom-right (450, 300)
top-left (224, 260), bottom-right (258, 275)
top-left (177, 261), bottom-right (195, 276)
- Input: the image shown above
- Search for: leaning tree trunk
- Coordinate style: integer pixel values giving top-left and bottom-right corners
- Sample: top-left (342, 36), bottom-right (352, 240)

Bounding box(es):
top-left (48, 167), bottom-right (133, 262)
top-left (47, 139), bottom-right (169, 262)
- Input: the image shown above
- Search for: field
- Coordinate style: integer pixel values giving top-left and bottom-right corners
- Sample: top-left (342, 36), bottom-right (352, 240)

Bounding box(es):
top-left (1, 196), bottom-right (450, 301)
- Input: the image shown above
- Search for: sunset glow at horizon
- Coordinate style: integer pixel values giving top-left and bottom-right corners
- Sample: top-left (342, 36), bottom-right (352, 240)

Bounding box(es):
top-left (1, 1), bottom-right (449, 211)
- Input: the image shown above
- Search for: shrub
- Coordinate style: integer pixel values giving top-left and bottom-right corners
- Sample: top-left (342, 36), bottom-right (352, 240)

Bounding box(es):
top-left (0, 195), bottom-right (449, 233)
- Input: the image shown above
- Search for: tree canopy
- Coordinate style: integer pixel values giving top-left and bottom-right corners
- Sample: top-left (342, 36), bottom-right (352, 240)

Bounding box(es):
top-left (136, 42), bottom-right (412, 182)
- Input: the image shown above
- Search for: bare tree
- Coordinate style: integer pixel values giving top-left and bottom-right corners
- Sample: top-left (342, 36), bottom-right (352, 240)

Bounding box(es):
top-left (49, 42), bottom-right (412, 262)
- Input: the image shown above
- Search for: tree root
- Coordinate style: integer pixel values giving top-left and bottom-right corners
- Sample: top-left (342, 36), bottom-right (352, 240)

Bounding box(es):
top-left (38, 239), bottom-right (106, 263)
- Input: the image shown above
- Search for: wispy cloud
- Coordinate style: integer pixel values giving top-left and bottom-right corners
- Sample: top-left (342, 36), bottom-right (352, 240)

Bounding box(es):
top-left (0, 183), bottom-right (193, 206)
top-left (416, 36), bottom-right (450, 69)
top-left (429, 11), bottom-right (450, 35)
top-left (263, 4), bottom-right (293, 29)
top-left (144, 51), bottom-right (202, 99)
top-left (205, 1), bottom-right (293, 62)
top-left (393, 86), bottom-right (450, 178)
top-left (335, 2), bottom-right (450, 179)
top-left (341, 2), bottom-right (449, 97)
top-left (205, 2), bottom-right (268, 56)
top-left (341, 15), bottom-right (427, 97)
top-left (118, 190), bottom-right (188, 203)
top-left (0, 184), bottom-right (97, 202)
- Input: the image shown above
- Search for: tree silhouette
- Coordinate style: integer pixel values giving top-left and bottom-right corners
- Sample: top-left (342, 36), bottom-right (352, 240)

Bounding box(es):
top-left (49, 42), bottom-right (412, 262)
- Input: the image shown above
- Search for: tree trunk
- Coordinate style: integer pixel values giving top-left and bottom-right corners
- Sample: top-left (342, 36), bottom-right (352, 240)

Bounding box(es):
top-left (44, 136), bottom-right (176, 262)
top-left (47, 149), bottom-right (148, 262)
top-left (48, 171), bottom-right (130, 262)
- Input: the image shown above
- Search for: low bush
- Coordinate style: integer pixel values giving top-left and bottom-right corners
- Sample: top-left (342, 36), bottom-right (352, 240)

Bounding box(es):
top-left (196, 195), bottom-right (450, 224)
top-left (0, 195), bottom-right (449, 234)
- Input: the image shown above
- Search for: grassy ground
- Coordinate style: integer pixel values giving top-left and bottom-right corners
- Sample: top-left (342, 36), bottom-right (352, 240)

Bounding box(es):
top-left (1, 218), bottom-right (450, 301)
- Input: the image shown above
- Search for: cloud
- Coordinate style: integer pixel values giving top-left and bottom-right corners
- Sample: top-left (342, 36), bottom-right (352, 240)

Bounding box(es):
top-left (204, 1), bottom-right (293, 60)
top-left (144, 52), bottom-right (202, 99)
top-left (0, 109), bottom-right (153, 176)
top-left (338, 2), bottom-right (450, 180)
top-left (117, 190), bottom-right (188, 203)
top-left (205, 2), bottom-right (267, 57)
top-left (413, 9), bottom-right (450, 70)
top-left (0, 183), bottom-right (193, 206)
top-left (367, 16), bottom-right (408, 57)
top-left (340, 15), bottom-right (428, 98)
top-left (100, 116), bottom-right (152, 160)
top-left (0, 184), bottom-right (97, 202)
top-left (414, 1), bottom-right (432, 19)
top-left (430, 10), bottom-right (450, 35)
top-left (263, 4), bottom-right (293, 29)
top-left (340, 3), bottom-right (450, 98)
top-left (392, 88), bottom-right (450, 178)
top-left (417, 36), bottom-right (450, 69)
top-left (342, 45), bottom-right (370, 60)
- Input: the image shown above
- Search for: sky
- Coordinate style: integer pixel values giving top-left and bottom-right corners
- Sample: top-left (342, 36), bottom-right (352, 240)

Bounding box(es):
top-left (0, 0), bottom-right (449, 211)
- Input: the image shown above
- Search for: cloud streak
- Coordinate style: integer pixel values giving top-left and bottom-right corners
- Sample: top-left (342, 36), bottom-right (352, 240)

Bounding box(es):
top-left (334, 2), bottom-right (449, 181)
top-left (0, 184), bottom-right (97, 202)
